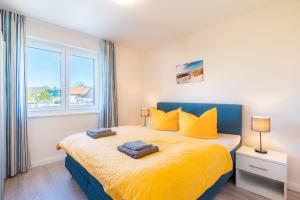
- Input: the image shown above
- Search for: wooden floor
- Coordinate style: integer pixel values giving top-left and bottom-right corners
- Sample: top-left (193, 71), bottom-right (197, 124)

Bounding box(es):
top-left (3, 161), bottom-right (300, 200)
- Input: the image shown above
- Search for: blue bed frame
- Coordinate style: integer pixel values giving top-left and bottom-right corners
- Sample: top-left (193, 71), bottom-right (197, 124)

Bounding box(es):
top-left (65, 102), bottom-right (242, 200)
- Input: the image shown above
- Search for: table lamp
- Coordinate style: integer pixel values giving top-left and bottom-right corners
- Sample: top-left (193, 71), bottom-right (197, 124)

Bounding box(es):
top-left (141, 108), bottom-right (150, 127)
top-left (251, 116), bottom-right (270, 154)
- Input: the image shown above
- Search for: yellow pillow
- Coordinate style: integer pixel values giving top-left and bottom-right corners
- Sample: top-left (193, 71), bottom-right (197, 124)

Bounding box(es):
top-left (151, 108), bottom-right (180, 131)
top-left (179, 108), bottom-right (218, 139)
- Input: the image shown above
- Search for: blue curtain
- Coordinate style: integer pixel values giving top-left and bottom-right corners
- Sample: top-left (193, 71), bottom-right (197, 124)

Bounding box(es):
top-left (0, 29), bottom-right (5, 200)
top-left (99, 40), bottom-right (118, 128)
top-left (0, 10), bottom-right (30, 176)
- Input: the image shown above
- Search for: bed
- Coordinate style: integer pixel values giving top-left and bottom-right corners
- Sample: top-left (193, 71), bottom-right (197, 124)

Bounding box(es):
top-left (62, 102), bottom-right (242, 200)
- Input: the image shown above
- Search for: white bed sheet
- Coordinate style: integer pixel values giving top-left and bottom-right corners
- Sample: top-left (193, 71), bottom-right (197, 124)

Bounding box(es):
top-left (196, 133), bottom-right (241, 151)
top-left (142, 126), bottom-right (241, 151)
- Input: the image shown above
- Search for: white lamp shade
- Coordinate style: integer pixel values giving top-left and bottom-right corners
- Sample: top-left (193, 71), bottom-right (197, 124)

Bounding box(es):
top-left (251, 116), bottom-right (270, 133)
top-left (141, 108), bottom-right (150, 117)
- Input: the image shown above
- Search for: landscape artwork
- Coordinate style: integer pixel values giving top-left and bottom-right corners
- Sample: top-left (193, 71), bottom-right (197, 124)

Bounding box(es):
top-left (176, 60), bottom-right (204, 84)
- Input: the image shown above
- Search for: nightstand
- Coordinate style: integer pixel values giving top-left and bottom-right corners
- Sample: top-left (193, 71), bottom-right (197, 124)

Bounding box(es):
top-left (236, 145), bottom-right (287, 200)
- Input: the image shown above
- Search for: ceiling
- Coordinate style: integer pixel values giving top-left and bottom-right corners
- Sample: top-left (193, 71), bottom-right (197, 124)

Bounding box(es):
top-left (0, 0), bottom-right (273, 50)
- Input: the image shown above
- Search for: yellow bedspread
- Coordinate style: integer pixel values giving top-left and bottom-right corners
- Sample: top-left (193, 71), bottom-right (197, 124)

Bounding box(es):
top-left (58, 126), bottom-right (233, 200)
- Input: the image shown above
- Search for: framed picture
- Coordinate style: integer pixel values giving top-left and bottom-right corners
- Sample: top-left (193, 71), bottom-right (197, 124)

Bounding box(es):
top-left (176, 60), bottom-right (204, 84)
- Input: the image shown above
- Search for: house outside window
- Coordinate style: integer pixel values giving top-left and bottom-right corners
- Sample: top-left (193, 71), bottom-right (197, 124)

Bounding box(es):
top-left (70, 86), bottom-right (94, 105)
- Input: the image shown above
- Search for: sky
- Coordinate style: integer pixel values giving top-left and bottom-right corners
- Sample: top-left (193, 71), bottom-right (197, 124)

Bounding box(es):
top-left (27, 47), bottom-right (94, 88)
top-left (176, 60), bottom-right (203, 74)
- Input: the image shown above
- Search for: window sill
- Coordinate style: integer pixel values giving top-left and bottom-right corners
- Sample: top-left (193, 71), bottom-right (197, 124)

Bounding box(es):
top-left (28, 111), bottom-right (99, 119)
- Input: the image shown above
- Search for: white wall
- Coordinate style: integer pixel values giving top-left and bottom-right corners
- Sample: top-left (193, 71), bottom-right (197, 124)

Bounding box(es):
top-left (27, 19), bottom-right (142, 167)
top-left (116, 44), bottom-right (142, 126)
top-left (141, 0), bottom-right (300, 190)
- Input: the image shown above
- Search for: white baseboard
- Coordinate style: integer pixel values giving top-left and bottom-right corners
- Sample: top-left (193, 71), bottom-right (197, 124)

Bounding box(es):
top-left (288, 181), bottom-right (300, 193)
top-left (31, 155), bottom-right (66, 168)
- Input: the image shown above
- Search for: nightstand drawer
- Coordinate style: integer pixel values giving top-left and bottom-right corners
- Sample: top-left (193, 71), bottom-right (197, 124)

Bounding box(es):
top-left (236, 154), bottom-right (286, 182)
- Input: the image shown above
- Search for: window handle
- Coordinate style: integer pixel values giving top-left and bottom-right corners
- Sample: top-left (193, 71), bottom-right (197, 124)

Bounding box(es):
top-left (249, 164), bottom-right (267, 171)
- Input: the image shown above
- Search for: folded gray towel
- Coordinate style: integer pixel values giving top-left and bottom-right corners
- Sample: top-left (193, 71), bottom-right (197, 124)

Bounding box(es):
top-left (117, 145), bottom-right (159, 159)
top-left (87, 128), bottom-right (112, 135)
top-left (122, 140), bottom-right (153, 151)
top-left (87, 131), bottom-right (116, 139)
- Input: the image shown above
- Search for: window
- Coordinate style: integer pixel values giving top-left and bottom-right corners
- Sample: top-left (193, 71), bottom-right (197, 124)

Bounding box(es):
top-left (69, 55), bottom-right (95, 107)
top-left (26, 39), bottom-right (99, 115)
top-left (27, 47), bottom-right (63, 109)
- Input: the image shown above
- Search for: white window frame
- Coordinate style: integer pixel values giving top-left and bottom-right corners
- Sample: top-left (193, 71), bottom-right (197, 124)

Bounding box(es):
top-left (27, 39), bottom-right (66, 114)
top-left (26, 38), bottom-right (100, 117)
top-left (66, 48), bottom-right (100, 113)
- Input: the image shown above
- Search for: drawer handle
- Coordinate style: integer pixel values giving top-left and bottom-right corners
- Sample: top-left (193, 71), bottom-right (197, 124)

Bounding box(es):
top-left (249, 164), bottom-right (267, 171)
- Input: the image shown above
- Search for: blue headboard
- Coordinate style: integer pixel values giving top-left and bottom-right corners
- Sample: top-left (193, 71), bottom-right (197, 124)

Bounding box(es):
top-left (157, 102), bottom-right (242, 136)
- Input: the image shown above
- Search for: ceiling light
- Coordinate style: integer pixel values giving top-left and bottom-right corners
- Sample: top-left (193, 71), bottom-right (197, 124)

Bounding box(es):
top-left (113, 0), bottom-right (136, 5)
